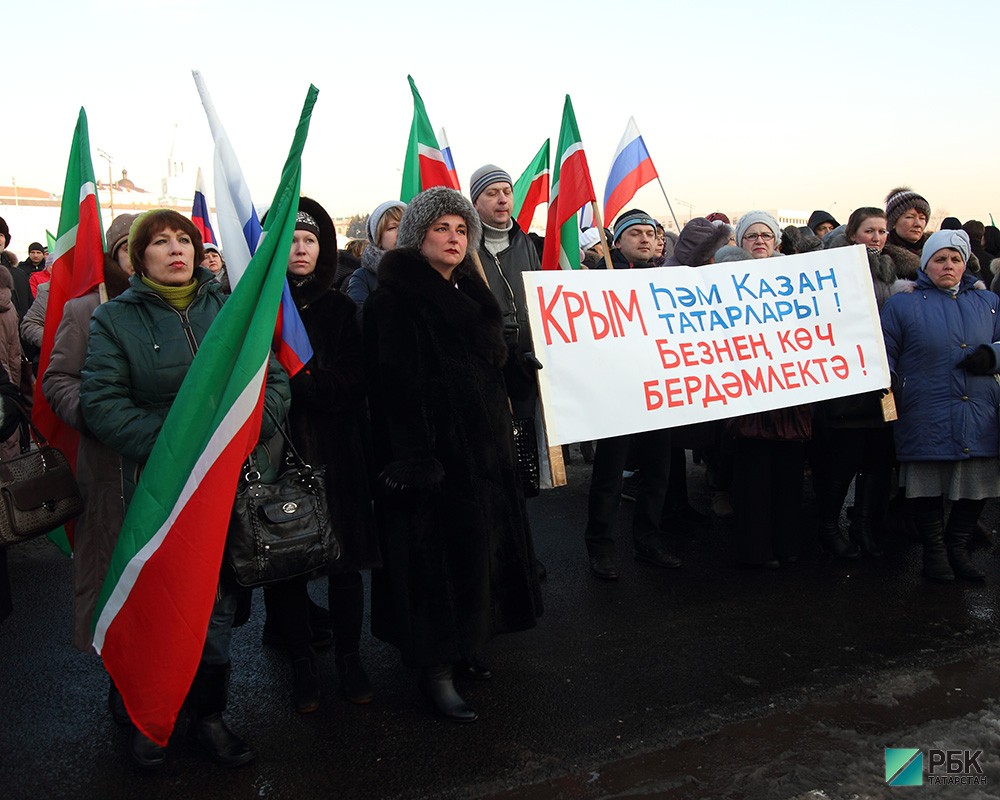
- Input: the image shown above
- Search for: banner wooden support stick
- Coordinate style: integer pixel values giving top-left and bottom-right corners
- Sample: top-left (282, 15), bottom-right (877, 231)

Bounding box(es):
top-left (655, 176), bottom-right (681, 231)
top-left (468, 249), bottom-right (490, 286)
top-left (590, 201), bottom-right (614, 271)
top-left (536, 378), bottom-right (566, 488)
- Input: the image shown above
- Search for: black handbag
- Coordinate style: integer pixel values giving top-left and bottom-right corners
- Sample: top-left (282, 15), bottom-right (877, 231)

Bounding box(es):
top-left (224, 422), bottom-right (340, 588)
top-left (0, 415), bottom-right (83, 547)
top-left (512, 417), bottom-right (540, 498)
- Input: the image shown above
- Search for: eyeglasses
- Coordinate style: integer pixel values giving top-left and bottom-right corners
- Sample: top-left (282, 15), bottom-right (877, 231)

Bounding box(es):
top-left (743, 232), bottom-right (775, 242)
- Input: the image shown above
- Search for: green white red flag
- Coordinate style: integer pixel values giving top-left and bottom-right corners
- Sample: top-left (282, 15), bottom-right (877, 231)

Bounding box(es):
top-left (541, 96), bottom-right (596, 270)
top-left (400, 76), bottom-right (456, 202)
top-left (512, 139), bottom-right (550, 232)
top-left (92, 85), bottom-right (319, 747)
top-left (34, 108), bottom-right (106, 548)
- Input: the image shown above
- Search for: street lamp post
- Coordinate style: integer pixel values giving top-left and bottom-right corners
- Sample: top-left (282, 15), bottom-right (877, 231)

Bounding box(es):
top-left (97, 149), bottom-right (115, 219)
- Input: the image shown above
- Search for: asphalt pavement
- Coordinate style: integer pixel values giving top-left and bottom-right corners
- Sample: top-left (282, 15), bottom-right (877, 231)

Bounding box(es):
top-left (3, 448), bottom-right (1000, 800)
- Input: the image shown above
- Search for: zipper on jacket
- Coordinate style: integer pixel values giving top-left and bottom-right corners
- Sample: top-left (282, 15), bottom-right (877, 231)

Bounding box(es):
top-left (146, 282), bottom-right (213, 357)
top-left (493, 254), bottom-right (517, 317)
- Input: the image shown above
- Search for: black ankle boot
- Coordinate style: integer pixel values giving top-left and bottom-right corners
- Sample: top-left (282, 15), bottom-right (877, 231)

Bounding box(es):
top-left (335, 652), bottom-right (373, 704)
top-left (186, 662), bottom-right (255, 767)
top-left (946, 499), bottom-right (987, 581)
top-left (108, 679), bottom-right (130, 726)
top-left (818, 520), bottom-right (861, 560)
top-left (419, 665), bottom-right (477, 723)
top-left (129, 726), bottom-right (166, 769)
top-left (911, 498), bottom-right (954, 582)
top-left (292, 652), bottom-right (321, 713)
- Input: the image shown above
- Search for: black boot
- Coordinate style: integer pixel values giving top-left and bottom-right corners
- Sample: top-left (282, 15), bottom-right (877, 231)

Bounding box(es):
top-left (849, 471), bottom-right (885, 557)
top-left (186, 662), bottom-right (255, 767)
top-left (335, 652), bottom-right (373, 705)
top-left (330, 571), bottom-right (373, 704)
top-left (419, 665), bottom-right (477, 723)
top-left (945, 499), bottom-right (987, 581)
top-left (818, 520), bottom-right (861, 560)
top-left (129, 726), bottom-right (166, 769)
top-left (910, 497), bottom-right (954, 582)
top-left (108, 677), bottom-right (130, 726)
top-left (292, 649), bottom-right (321, 713)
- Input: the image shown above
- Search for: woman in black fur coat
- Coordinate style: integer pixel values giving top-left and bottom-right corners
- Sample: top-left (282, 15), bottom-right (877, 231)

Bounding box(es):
top-left (363, 187), bottom-right (543, 723)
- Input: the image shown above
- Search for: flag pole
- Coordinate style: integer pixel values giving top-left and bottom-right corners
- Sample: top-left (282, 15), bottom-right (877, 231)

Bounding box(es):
top-left (590, 201), bottom-right (614, 270)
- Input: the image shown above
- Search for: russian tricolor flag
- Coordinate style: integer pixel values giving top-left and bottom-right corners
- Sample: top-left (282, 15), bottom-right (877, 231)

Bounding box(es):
top-left (193, 70), bottom-right (313, 377)
top-left (603, 117), bottom-right (659, 226)
top-left (191, 167), bottom-right (216, 246)
top-left (438, 127), bottom-right (461, 191)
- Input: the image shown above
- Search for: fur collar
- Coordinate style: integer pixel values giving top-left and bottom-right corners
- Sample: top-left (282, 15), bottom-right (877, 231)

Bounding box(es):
top-left (891, 272), bottom-right (987, 295)
top-left (377, 247), bottom-right (508, 368)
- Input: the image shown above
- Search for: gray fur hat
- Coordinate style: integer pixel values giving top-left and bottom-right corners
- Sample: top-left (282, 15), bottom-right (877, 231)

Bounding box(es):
top-left (921, 229), bottom-right (971, 270)
top-left (396, 186), bottom-right (482, 252)
top-left (735, 210), bottom-right (781, 246)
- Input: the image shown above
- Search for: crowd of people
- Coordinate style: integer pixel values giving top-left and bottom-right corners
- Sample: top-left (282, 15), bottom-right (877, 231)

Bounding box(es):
top-left (1, 177), bottom-right (999, 770)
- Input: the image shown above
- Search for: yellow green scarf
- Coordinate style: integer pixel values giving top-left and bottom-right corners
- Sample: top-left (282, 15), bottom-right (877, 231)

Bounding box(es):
top-left (141, 276), bottom-right (198, 310)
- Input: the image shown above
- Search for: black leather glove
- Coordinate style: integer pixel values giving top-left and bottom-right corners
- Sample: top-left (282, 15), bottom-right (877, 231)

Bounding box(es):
top-left (522, 352), bottom-right (543, 371)
top-left (957, 345), bottom-right (996, 375)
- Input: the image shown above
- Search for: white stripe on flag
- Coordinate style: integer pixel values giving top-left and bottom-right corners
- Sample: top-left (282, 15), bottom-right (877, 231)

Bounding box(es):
top-left (559, 142), bottom-right (584, 167)
top-left (53, 225), bottom-right (78, 262)
top-left (93, 361), bottom-right (268, 652)
top-left (417, 143), bottom-right (447, 164)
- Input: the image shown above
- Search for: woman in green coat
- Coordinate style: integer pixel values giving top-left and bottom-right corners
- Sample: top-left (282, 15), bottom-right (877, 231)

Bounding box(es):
top-left (80, 210), bottom-right (290, 769)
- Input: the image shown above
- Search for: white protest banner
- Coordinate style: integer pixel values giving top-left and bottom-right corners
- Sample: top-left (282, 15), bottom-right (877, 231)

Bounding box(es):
top-left (523, 245), bottom-right (891, 445)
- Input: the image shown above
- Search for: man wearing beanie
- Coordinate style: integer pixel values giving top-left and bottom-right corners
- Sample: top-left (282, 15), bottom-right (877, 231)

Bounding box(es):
top-left (470, 164), bottom-right (547, 579)
top-left (470, 164), bottom-right (540, 364)
top-left (26, 243), bottom-right (46, 271)
top-left (584, 209), bottom-right (681, 580)
top-left (609, 208), bottom-right (660, 268)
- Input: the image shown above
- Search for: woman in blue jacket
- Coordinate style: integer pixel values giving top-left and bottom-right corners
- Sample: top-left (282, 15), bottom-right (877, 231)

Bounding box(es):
top-left (880, 229), bottom-right (1000, 582)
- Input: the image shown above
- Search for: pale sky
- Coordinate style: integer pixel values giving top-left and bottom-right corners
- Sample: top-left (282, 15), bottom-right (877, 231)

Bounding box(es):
top-left (6, 0), bottom-right (1000, 227)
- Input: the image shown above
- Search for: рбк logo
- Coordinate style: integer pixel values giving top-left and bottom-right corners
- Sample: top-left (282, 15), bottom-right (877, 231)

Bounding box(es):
top-left (885, 748), bottom-right (922, 786)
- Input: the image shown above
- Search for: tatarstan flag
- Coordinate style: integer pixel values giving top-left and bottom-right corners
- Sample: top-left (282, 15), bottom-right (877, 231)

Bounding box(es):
top-left (34, 108), bottom-right (106, 548)
top-left (400, 76), bottom-right (454, 202)
top-left (93, 85), bottom-right (319, 747)
top-left (542, 96), bottom-right (596, 270)
top-left (512, 139), bottom-right (549, 232)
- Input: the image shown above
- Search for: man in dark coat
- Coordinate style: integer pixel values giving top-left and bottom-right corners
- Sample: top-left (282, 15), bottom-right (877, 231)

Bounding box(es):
top-left (584, 209), bottom-right (681, 580)
top-left (470, 164), bottom-right (546, 576)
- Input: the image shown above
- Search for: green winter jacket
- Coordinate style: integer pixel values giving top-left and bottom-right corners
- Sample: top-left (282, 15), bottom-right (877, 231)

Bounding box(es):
top-left (80, 267), bottom-right (290, 504)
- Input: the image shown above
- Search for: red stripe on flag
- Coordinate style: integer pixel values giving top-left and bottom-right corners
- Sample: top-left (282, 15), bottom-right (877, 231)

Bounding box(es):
top-left (102, 398), bottom-right (263, 746)
top-left (555, 150), bottom-right (595, 224)
top-left (418, 155), bottom-right (456, 192)
top-left (515, 174), bottom-right (549, 231)
top-left (33, 192), bottom-right (106, 547)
